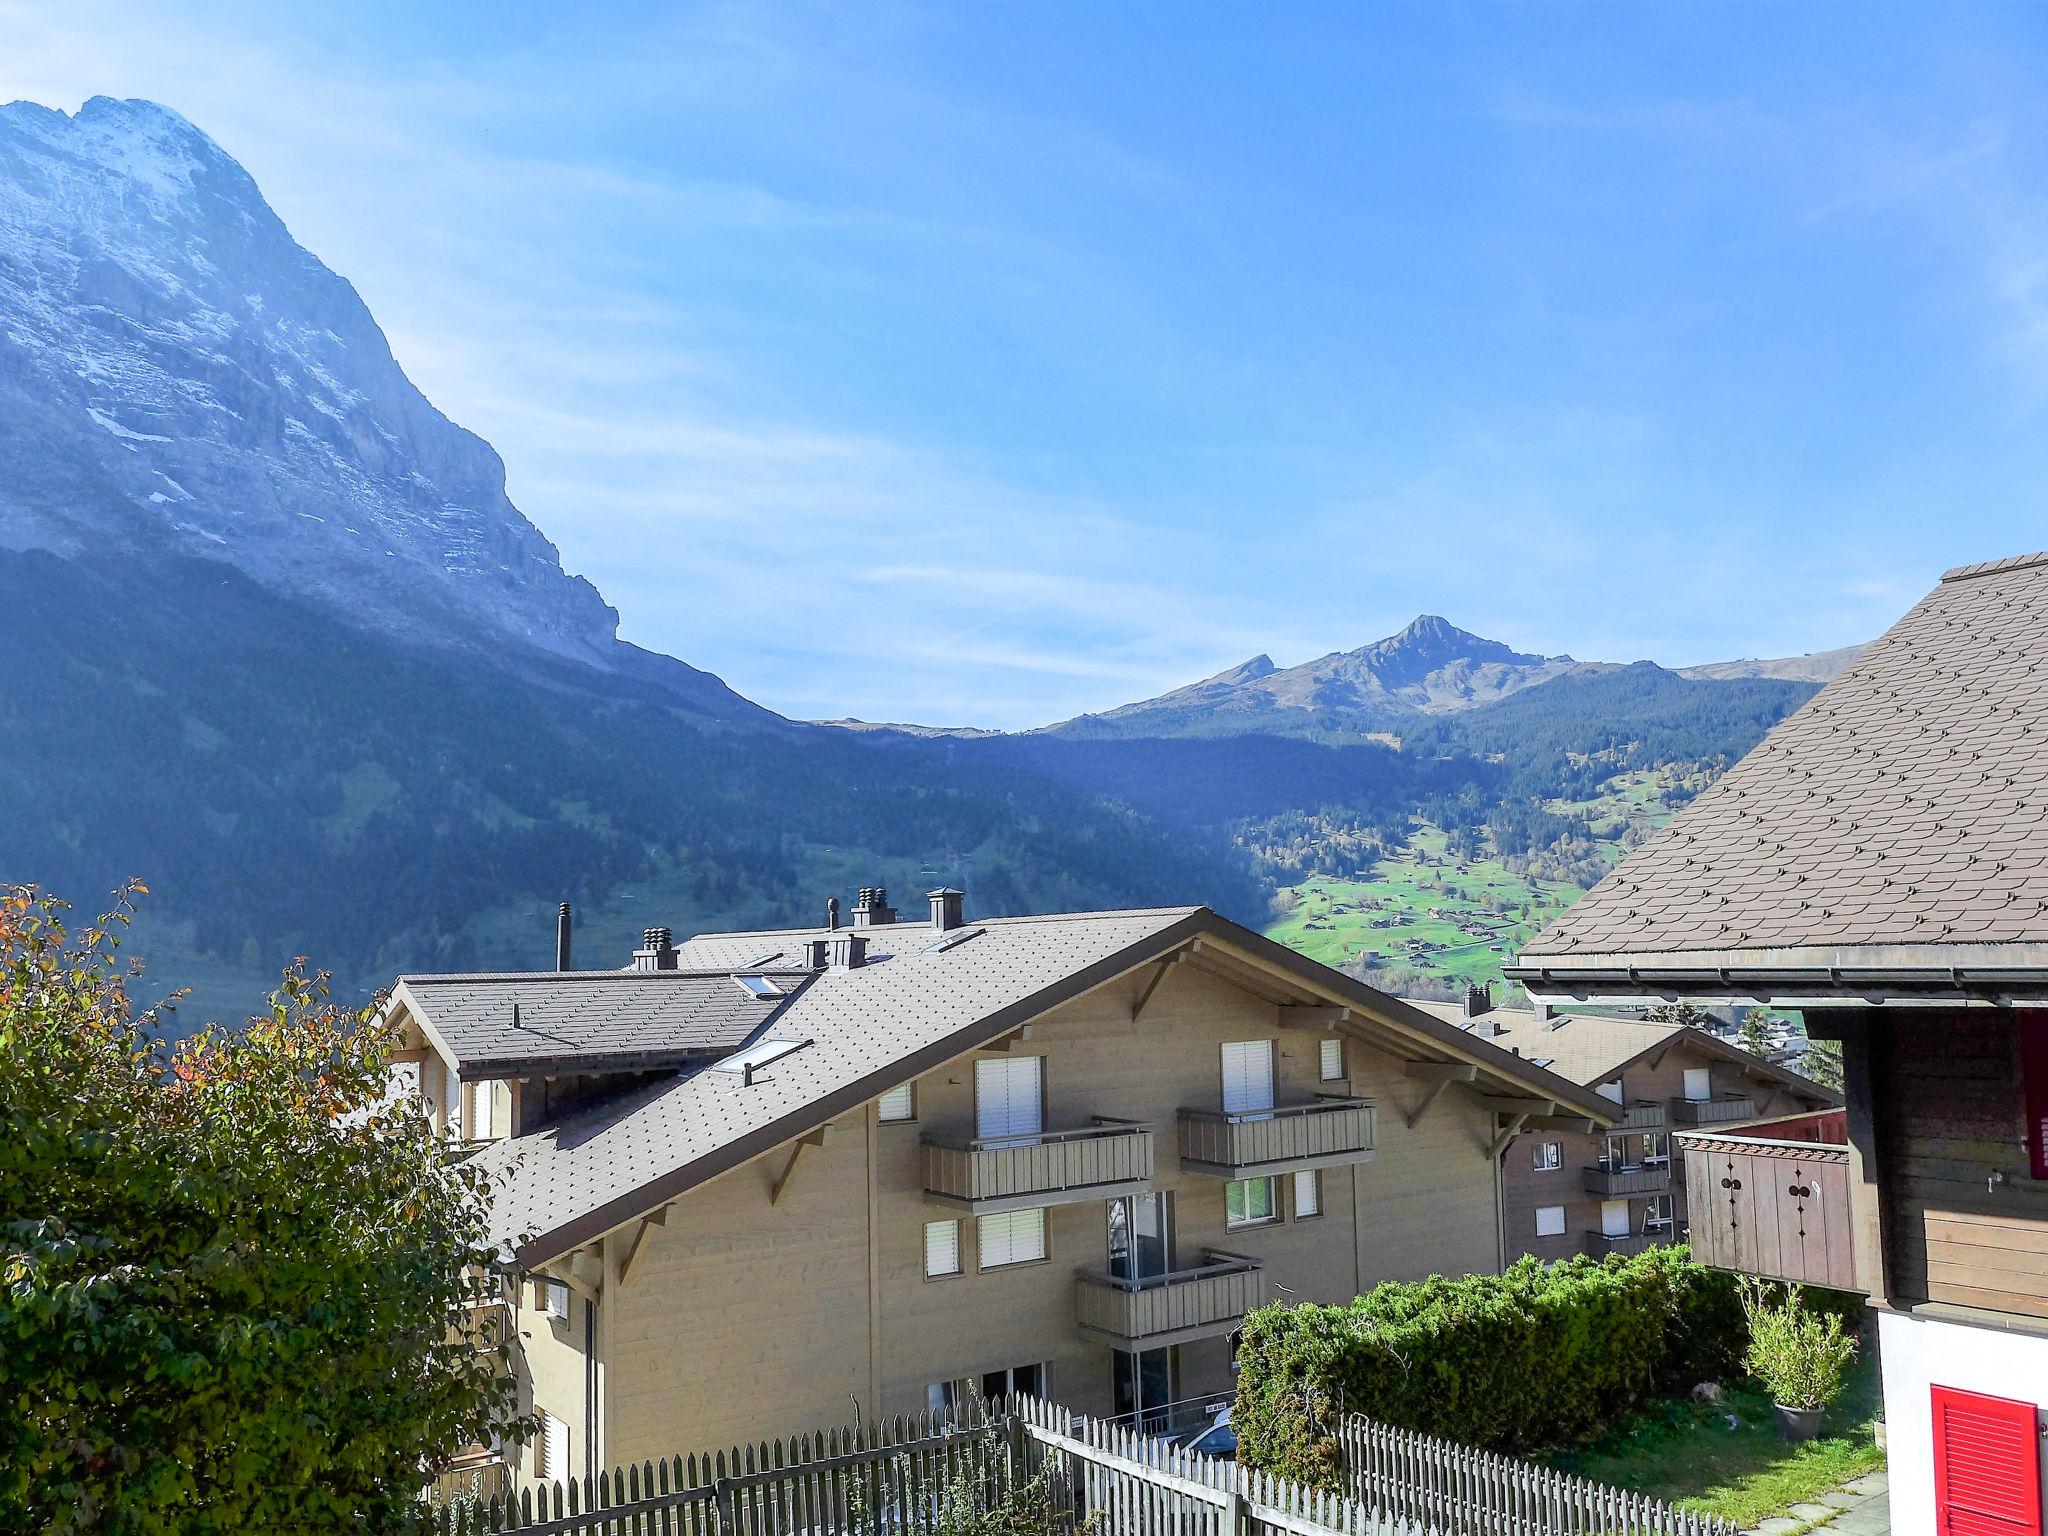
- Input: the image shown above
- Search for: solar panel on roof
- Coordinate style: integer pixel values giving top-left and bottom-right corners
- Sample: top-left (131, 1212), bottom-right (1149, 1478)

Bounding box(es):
top-left (733, 975), bottom-right (786, 999)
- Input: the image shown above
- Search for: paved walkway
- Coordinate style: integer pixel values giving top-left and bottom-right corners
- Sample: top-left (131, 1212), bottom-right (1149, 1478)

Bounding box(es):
top-left (1745, 1470), bottom-right (1889, 1536)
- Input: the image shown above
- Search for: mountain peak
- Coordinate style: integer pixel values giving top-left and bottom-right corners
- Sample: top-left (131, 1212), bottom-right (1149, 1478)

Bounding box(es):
top-left (1204, 654), bottom-right (1277, 686)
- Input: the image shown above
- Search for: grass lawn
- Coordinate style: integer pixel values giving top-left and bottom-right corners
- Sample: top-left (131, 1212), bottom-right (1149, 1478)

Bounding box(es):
top-left (1544, 1356), bottom-right (1885, 1528)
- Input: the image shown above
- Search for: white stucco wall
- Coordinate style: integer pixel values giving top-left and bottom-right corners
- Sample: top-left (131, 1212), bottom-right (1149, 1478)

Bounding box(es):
top-left (1877, 1308), bottom-right (2048, 1532)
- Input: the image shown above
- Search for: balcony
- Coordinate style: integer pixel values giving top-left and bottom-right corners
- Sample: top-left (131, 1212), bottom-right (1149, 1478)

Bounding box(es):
top-left (1176, 1097), bottom-right (1375, 1179)
top-left (1618, 1100), bottom-right (1667, 1131)
top-left (1074, 1251), bottom-right (1270, 1348)
top-left (921, 1118), bottom-right (1155, 1214)
top-left (1677, 1131), bottom-right (1859, 1292)
top-left (1670, 1093), bottom-right (1758, 1127)
top-left (1582, 1227), bottom-right (1676, 1259)
top-left (1583, 1161), bottom-right (1673, 1197)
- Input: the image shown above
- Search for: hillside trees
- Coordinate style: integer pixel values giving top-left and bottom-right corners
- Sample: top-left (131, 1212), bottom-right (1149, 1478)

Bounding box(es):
top-left (0, 885), bottom-right (521, 1533)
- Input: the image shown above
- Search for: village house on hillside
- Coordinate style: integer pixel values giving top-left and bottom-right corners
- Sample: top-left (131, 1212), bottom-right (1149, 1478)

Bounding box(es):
top-left (1512, 550), bottom-right (2048, 1535)
top-left (386, 889), bottom-right (1618, 1488)
top-left (1407, 988), bottom-right (1838, 1265)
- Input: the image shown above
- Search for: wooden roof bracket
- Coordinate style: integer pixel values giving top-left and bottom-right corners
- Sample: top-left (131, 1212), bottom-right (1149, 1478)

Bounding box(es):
top-left (1403, 1060), bottom-right (1479, 1128)
top-left (770, 1127), bottom-right (829, 1206)
top-left (1489, 1111), bottom-right (1532, 1160)
top-left (1131, 945), bottom-right (1197, 1022)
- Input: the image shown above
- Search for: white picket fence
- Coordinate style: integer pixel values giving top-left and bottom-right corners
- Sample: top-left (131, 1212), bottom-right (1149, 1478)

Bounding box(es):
top-left (1338, 1414), bottom-right (1736, 1536)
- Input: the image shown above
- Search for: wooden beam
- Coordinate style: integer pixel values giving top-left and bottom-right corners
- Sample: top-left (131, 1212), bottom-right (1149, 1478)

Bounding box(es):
top-left (1405, 1062), bottom-right (1480, 1084)
top-left (1279, 1005), bottom-right (1350, 1027)
top-left (1489, 1112), bottom-right (1531, 1160)
top-left (1405, 1080), bottom-right (1451, 1129)
top-left (618, 1217), bottom-right (660, 1288)
top-left (548, 1254), bottom-right (599, 1304)
top-left (1477, 1095), bottom-right (1557, 1117)
top-left (770, 1129), bottom-right (828, 1206)
top-left (1839, 1018), bottom-right (1891, 1304)
top-left (1130, 955), bottom-right (1189, 1022)
top-left (1525, 1115), bottom-right (1598, 1134)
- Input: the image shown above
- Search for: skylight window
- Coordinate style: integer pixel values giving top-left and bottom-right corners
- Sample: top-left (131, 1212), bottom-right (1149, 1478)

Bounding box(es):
top-left (924, 927), bottom-right (985, 955)
top-left (711, 1038), bottom-right (809, 1076)
top-left (733, 975), bottom-right (786, 999)
top-left (745, 951), bottom-right (784, 968)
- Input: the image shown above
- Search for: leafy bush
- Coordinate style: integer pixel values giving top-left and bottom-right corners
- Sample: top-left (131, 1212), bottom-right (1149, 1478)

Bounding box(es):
top-left (1233, 1246), bottom-right (1741, 1481)
top-left (0, 885), bottom-right (522, 1533)
top-left (1740, 1280), bottom-right (1859, 1411)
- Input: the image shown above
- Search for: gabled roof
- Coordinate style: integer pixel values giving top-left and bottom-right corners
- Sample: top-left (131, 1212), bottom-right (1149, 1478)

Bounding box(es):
top-left (1511, 552), bottom-right (2048, 1003)
top-left (469, 906), bottom-right (1623, 1264)
top-left (391, 970), bottom-right (807, 1075)
top-left (1404, 1000), bottom-right (1840, 1106)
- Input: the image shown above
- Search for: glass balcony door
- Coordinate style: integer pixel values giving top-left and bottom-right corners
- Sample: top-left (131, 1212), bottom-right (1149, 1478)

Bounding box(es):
top-left (1107, 1191), bottom-right (1174, 1282)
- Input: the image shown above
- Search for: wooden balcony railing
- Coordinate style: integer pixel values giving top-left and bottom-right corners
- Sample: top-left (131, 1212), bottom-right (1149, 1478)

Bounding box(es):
top-left (1618, 1100), bottom-right (1668, 1131)
top-left (921, 1118), bottom-right (1154, 1213)
top-left (1677, 1132), bottom-right (1858, 1292)
top-left (1073, 1250), bottom-right (1269, 1348)
top-left (1176, 1097), bottom-right (1375, 1178)
top-left (1583, 1161), bottom-right (1673, 1197)
top-left (1670, 1094), bottom-right (1758, 1127)
top-left (1581, 1227), bottom-right (1676, 1259)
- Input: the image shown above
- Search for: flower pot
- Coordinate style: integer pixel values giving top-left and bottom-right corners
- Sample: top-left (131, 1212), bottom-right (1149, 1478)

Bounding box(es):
top-left (1775, 1403), bottom-right (1825, 1442)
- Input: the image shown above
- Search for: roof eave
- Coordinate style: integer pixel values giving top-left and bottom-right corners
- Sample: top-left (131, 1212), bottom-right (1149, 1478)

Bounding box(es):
top-left (1510, 943), bottom-right (2048, 1007)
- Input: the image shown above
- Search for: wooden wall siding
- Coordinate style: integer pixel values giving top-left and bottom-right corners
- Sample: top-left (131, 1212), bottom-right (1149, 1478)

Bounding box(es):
top-left (1678, 1135), bottom-right (1857, 1292)
top-left (920, 1121), bottom-right (1154, 1211)
top-left (1177, 1100), bottom-right (1376, 1177)
top-left (1072, 1254), bottom-right (1270, 1346)
top-left (1881, 1008), bottom-right (2048, 1318)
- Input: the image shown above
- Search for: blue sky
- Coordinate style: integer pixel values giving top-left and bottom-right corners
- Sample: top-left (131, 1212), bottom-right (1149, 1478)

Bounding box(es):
top-left (10, 3), bottom-right (2048, 727)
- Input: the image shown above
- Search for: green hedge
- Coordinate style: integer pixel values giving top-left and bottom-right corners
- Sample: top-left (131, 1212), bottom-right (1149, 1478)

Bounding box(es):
top-left (1233, 1245), bottom-right (1742, 1481)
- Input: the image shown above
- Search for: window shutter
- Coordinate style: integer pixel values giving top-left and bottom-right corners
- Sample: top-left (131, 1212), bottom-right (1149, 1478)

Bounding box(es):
top-left (975, 1058), bottom-right (1043, 1139)
top-left (541, 1408), bottom-right (570, 1485)
top-left (1319, 1038), bottom-right (1344, 1082)
top-left (1535, 1205), bottom-right (1566, 1237)
top-left (1293, 1169), bottom-right (1319, 1218)
top-left (924, 1220), bottom-right (960, 1277)
top-left (1933, 1384), bottom-right (2041, 1534)
top-left (1601, 1198), bottom-right (1631, 1238)
top-left (468, 1079), bottom-right (492, 1139)
top-left (977, 1208), bottom-right (1046, 1267)
top-left (1221, 1041), bottom-right (1275, 1114)
top-left (1683, 1067), bottom-right (1712, 1102)
top-left (2024, 1015), bottom-right (2048, 1181)
top-left (878, 1083), bottom-right (915, 1122)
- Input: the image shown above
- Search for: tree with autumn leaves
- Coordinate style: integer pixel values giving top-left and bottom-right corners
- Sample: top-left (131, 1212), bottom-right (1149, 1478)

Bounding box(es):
top-left (0, 885), bottom-right (523, 1533)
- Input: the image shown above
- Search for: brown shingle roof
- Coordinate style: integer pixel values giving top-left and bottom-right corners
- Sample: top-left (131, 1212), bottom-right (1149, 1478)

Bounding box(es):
top-left (1514, 552), bottom-right (2048, 984)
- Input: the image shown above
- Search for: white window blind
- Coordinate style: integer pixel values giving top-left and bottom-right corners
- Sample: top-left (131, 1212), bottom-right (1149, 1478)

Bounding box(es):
top-left (1598, 1079), bottom-right (1624, 1103)
top-left (977, 1208), bottom-right (1047, 1268)
top-left (878, 1083), bottom-right (915, 1122)
top-left (1226, 1176), bottom-right (1277, 1228)
top-left (1221, 1041), bottom-right (1275, 1114)
top-left (1683, 1067), bottom-right (1712, 1102)
top-left (1319, 1038), bottom-right (1345, 1082)
top-left (468, 1079), bottom-right (493, 1139)
top-left (924, 1219), bottom-right (961, 1277)
top-left (1293, 1169), bottom-right (1320, 1218)
top-left (1535, 1205), bottom-right (1566, 1238)
top-left (541, 1409), bottom-right (569, 1485)
top-left (1601, 1198), bottom-right (1631, 1238)
top-left (975, 1057), bottom-right (1043, 1140)
top-left (540, 1277), bottom-right (569, 1320)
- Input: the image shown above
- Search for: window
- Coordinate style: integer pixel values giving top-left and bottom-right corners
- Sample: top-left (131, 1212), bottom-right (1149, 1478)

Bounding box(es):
top-left (1534, 1205), bottom-right (1566, 1238)
top-left (1602, 1135), bottom-right (1629, 1171)
top-left (1532, 1142), bottom-right (1561, 1172)
top-left (1600, 1198), bottom-right (1631, 1238)
top-left (538, 1276), bottom-right (569, 1321)
top-left (924, 1219), bottom-right (961, 1278)
top-left (711, 1038), bottom-right (809, 1076)
top-left (877, 1082), bottom-right (916, 1122)
top-left (980, 1362), bottom-right (1046, 1404)
top-left (975, 1057), bottom-right (1044, 1140)
top-left (1319, 1038), bottom-right (1345, 1082)
top-left (1643, 1194), bottom-right (1674, 1232)
top-left (1683, 1067), bottom-right (1712, 1102)
top-left (1292, 1169), bottom-right (1321, 1219)
top-left (467, 1079), bottom-right (493, 1140)
top-left (977, 1208), bottom-right (1047, 1268)
top-left (2025, 1015), bottom-right (2048, 1180)
top-left (1226, 1176), bottom-right (1278, 1228)
top-left (1598, 1079), bottom-right (1624, 1103)
top-left (733, 974), bottom-right (786, 999)
top-left (927, 1379), bottom-right (963, 1417)
top-left (1642, 1131), bottom-right (1669, 1164)
top-left (1221, 1041), bottom-right (1276, 1114)
top-left (539, 1408), bottom-right (569, 1485)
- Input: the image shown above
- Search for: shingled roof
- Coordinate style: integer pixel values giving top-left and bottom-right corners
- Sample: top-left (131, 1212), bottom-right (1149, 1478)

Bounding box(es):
top-left (467, 906), bottom-right (1622, 1264)
top-left (1511, 551), bottom-right (2048, 1003)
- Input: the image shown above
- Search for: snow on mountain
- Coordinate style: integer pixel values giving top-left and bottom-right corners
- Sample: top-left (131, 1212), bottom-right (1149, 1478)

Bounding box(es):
top-left (0, 96), bottom-right (621, 661)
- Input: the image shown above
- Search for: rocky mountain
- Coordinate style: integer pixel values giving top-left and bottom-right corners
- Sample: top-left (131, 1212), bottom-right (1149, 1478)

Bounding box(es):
top-left (1676, 645), bottom-right (1865, 684)
top-left (0, 96), bottom-right (758, 719)
top-left (1047, 615), bottom-right (1581, 739)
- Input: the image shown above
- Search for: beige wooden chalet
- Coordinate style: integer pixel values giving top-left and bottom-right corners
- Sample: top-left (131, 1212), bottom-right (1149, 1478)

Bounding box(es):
top-left (1511, 550), bottom-right (2048, 1533)
top-left (388, 891), bottom-right (1618, 1486)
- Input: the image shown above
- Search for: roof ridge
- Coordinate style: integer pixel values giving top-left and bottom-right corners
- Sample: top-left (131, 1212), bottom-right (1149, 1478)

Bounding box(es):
top-left (681, 905), bottom-right (1206, 942)
top-left (1941, 549), bottom-right (2048, 583)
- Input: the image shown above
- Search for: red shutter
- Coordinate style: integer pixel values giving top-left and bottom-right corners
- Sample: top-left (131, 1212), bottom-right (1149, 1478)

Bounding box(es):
top-left (1934, 1384), bottom-right (2042, 1535)
top-left (2025, 1014), bottom-right (2048, 1181)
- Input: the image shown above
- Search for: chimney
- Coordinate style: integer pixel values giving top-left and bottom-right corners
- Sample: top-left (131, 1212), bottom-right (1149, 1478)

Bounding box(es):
top-left (852, 887), bottom-right (896, 927)
top-left (1463, 983), bottom-right (1492, 1020)
top-left (555, 902), bottom-right (574, 971)
top-left (826, 896), bottom-right (841, 931)
top-left (829, 932), bottom-right (869, 970)
top-left (632, 927), bottom-right (677, 971)
top-left (928, 888), bottom-right (965, 933)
